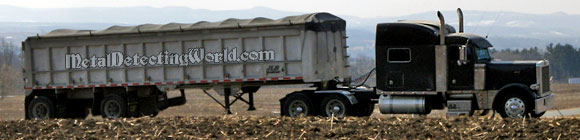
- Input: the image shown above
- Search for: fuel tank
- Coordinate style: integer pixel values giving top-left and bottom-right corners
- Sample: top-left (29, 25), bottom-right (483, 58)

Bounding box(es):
top-left (378, 95), bottom-right (432, 114)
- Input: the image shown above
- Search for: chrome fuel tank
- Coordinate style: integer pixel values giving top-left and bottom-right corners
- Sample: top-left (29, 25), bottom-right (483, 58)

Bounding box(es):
top-left (378, 95), bottom-right (431, 114)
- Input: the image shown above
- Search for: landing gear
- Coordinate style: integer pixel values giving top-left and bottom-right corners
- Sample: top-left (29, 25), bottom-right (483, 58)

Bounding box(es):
top-left (100, 94), bottom-right (128, 119)
top-left (281, 93), bottom-right (314, 117)
top-left (202, 86), bottom-right (259, 114)
top-left (27, 96), bottom-right (56, 120)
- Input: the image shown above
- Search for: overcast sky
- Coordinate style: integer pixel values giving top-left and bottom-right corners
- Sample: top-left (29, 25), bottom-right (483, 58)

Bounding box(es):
top-left (0, 0), bottom-right (578, 18)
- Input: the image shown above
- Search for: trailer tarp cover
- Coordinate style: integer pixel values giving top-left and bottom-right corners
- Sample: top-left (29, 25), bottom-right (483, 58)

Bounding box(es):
top-left (38, 12), bottom-right (343, 38)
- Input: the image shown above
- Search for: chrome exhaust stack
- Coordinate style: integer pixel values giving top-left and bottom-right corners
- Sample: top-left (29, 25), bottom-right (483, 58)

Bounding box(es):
top-left (437, 11), bottom-right (445, 45)
top-left (457, 8), bottom-right (464, 33)
top-left (435, 11), bottom-right (448, 92)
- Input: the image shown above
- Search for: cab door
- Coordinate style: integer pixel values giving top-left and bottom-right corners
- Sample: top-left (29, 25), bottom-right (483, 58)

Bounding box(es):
top-left (447, 45), bottom-right (475, 90)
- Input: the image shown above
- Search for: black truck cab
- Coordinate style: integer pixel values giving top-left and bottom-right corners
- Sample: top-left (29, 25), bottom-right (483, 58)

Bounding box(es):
top-left (374, 10), bottom-right (554, 118)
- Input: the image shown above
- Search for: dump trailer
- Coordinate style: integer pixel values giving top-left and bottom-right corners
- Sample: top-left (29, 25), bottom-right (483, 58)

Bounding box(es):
top-left (23, 13), bottom-right (361, 119)
top-left (23, 9), bottom-right (554, 119)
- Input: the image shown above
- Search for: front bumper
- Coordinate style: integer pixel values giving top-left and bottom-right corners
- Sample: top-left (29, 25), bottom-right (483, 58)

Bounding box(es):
top-left (534, 92), bottom-right (554, 114)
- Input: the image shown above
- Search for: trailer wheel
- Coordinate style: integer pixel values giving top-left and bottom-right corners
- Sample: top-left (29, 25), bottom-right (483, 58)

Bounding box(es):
top-left (282, 93), bottom-right (314, 117)
top-left (320, 95), bottom-right (353, 117)
top-left (353, 103), bottom-right (374, 117)
top-left (27, 96), bottom-right (56, 119)
top-left (100, 94), bottom-right (127, 119)
top-left (497, 93), bottom-right (533, 118)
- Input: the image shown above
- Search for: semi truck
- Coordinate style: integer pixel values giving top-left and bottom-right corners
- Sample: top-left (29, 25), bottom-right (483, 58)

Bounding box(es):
top-left (22, 9), bottom-right (553, 119)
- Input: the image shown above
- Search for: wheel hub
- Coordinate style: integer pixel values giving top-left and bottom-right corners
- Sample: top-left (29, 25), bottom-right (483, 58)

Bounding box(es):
top-left (288, 100), bottom-right (308, 117)
top-left (32, 102), bottom-right (49, 119)
top-left (103, 100), bottom-right (122, 118)
top-left (295, 107), bottom-right (303, 113)
top-left (505, 97), bottom-right (526, 118)
top-left (332, 106), bottom-right (341, 113)
top-left (326, 99), bottom-right (345, 116)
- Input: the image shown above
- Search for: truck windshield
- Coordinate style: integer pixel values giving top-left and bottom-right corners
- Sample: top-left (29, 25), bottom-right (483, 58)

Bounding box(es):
top-left (475, 48), bottom-right (491, 61)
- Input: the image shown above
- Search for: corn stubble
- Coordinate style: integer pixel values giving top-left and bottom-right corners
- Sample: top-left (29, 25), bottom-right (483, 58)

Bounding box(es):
top-left (1, 116), bottom-right (579, 139)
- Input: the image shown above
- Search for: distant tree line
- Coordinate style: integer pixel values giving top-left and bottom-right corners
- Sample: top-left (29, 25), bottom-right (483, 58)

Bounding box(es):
top-left (349, 56), bottom-right (376, 87)
top-left (490, 43), bottom-right (580, 82)
top-left (0, 37), bottom-right (23, 96)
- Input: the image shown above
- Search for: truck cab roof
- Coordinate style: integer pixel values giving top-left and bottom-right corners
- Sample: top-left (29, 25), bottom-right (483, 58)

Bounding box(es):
top-left (376, 22), bottom-right (454, 46)
top-left (446, 33), bottom-right (493, 48)
top-left (397, 20), bottom-right (456, 34)
top-left (376, 21), bottom-right (492, 49)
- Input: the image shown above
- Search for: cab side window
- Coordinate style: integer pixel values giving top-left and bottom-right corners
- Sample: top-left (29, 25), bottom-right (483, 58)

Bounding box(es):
top-left (387, 48), bottom-right (411, 63)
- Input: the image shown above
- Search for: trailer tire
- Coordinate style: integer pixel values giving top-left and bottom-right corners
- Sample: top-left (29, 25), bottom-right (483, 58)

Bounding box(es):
top-left (100, 94), bottom-right (128, 119)
top-left (320, 94), bottom-right (353, 117)
top-left (282, 93), bottom-right (314, 117)
top-left (27, 96), bottom-right (56, 120)
top-left (353, 103), bottom-right (374, 117)
top-left (496, 93), bottom-right (533, 118)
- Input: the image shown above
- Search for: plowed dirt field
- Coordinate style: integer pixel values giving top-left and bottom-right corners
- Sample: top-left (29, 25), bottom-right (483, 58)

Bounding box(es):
top-left (1, 116), bottom-right (579, 139)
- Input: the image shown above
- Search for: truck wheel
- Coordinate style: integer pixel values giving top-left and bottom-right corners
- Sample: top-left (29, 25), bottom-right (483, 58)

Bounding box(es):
top-left (282, 93), bottom-right (314, 117)
top-left (320, 95), bottom-right (352, 117)
top-left (497, 93), bottom-right (533, 118)
top-left (353, 103), bottom-right (374, 117)
top-left (100, 94), bottom-right (127, 119)
top-left (27, 96), bottom-right (56, 119)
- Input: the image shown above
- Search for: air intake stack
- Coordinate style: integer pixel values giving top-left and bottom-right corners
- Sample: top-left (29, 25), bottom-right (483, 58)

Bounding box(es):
top-left (457, 8), bottom-right (464, 33)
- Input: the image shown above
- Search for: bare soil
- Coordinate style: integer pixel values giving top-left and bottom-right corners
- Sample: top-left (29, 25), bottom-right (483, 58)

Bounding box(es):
top-left (1, 116), bottom-right (579, 139)
top-left (0, 84), bottom-right (579, 139)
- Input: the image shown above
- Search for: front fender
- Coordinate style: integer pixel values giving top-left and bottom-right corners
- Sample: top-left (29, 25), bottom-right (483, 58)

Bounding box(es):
top-left (492, 83), bottom-right (536, 109)
top-left (497, 83), bottom-right (536, 98)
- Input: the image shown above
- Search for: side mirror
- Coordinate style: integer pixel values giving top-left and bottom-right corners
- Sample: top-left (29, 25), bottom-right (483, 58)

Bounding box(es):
top-left (458, 45), bottom-right (468, 65)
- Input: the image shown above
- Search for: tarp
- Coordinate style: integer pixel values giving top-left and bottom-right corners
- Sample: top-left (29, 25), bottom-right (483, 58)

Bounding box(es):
top-left (39, 12), bottom-right (339, 38)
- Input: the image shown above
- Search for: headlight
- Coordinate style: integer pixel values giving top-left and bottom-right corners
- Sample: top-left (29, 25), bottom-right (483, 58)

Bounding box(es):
top-left (530, 84), bottom-right (539, 90)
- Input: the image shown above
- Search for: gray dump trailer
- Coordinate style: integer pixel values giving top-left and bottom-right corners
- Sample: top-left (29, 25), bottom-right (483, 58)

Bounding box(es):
top-left (23, 13), bottom-right (363, 119)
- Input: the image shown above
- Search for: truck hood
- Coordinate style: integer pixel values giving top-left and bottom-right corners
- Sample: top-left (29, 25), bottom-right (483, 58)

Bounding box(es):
top-left (489, 61), bottom-right (541, 65)
top-left (485, 60), bottom-right (541, 90)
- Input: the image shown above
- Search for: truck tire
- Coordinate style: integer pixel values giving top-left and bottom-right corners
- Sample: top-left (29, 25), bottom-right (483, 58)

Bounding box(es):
top-left (497, 93), bottom-right (533, 118)
top-left (353, 103), bottom-right (374, 117)
top-left (282, 93), bottom-right (314, 117)
top-left (100, 94), bottom-right (128, 119)
top-left (320, 95), bottom-right (353, 117)
top-left (27, 96), bottom-right (56, 119)
top-left (65, 101), bottom-right (89, 119)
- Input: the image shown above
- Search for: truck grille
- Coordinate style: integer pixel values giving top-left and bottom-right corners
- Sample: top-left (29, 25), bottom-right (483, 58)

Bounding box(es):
top-left (542, 66), bottom-right (550, 93)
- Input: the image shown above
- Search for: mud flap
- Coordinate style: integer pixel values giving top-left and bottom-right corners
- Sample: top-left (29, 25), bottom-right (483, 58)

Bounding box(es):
top-left (127, 93), bottom-right (140, 117)
top-left (55, 94), bottom-right (67, 118)
top-left (24, 96), bottom-right (33, 119)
